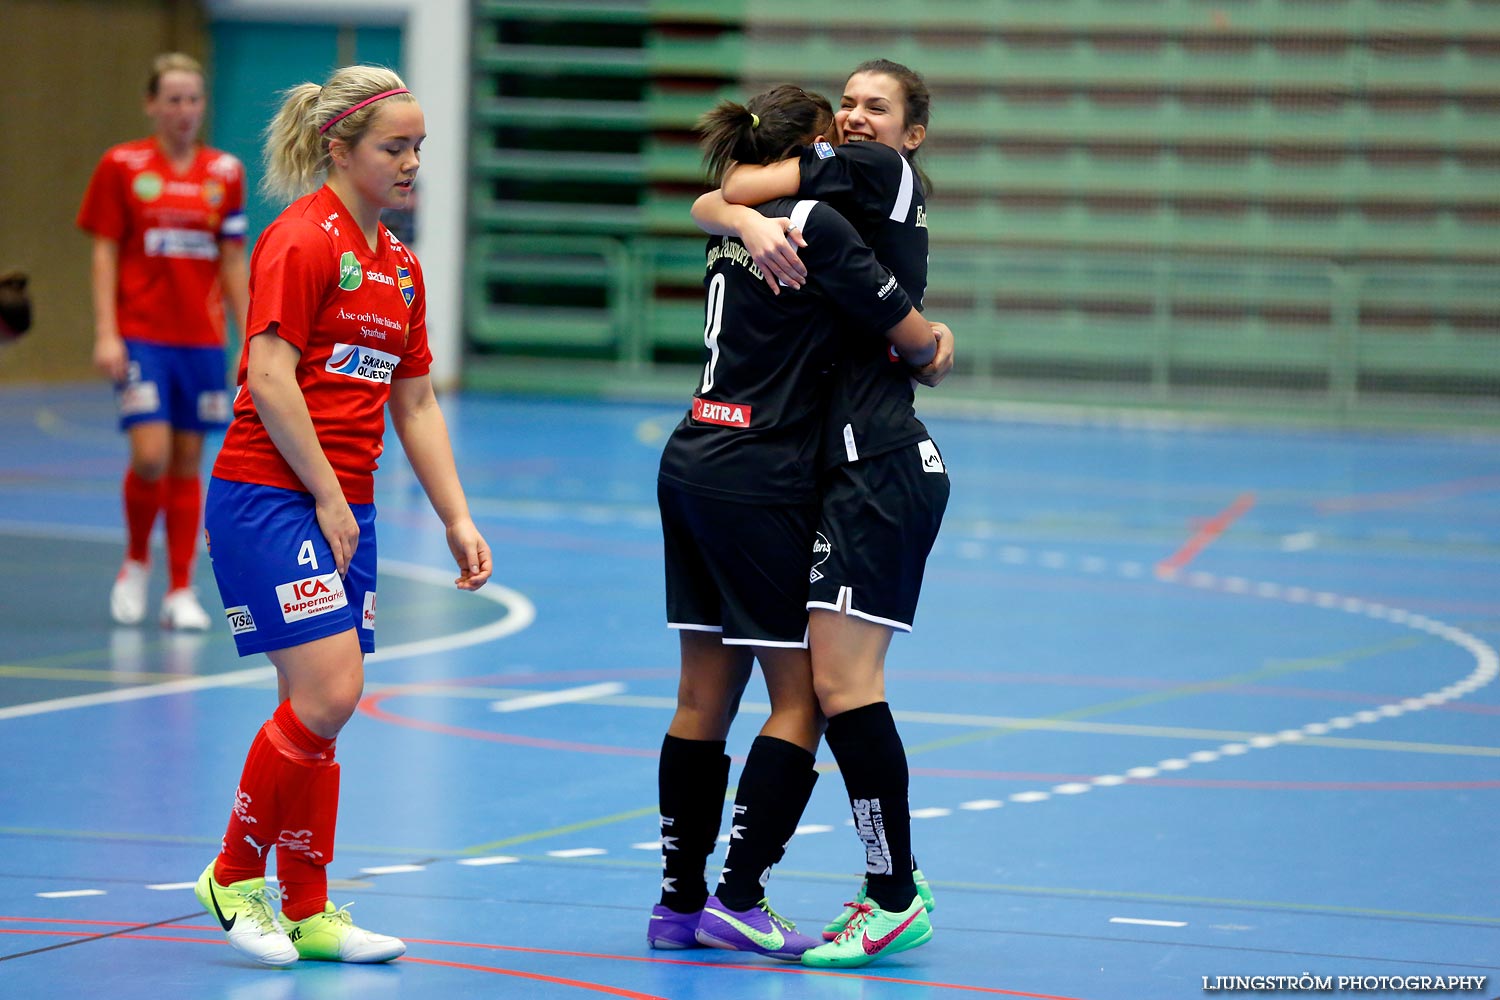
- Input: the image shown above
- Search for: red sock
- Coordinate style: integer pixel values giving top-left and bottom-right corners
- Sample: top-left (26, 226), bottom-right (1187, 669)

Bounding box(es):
top-left (163, 475), bottom-right (201, 590)
top-left (214, 701), bottom-right (337, 898)
top-left (122, 469), bottom-right (163, 564)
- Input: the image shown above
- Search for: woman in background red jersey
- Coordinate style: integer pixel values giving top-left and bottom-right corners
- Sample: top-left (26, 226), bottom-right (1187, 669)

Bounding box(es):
top-left (192, 65), bottom-right (492, 967)
top-left (78, 52), bottom-right (250, 631)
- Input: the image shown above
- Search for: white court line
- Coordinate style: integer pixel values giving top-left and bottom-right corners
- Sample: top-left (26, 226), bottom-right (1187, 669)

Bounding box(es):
top-left (360, 864), bottom-right (425, 875)
top-left (547, 848), bottom-right (607, 858)
top-left (0, 553), bottom-right (535, 722)
top-left (457, 855), bottom-right (519, 867)
top-left (146, 882), bottom-right (196, 891)
top-left (491, 682), bottom-right (625, 713)
top-left (1110, 917), bottom-right (1186, 928)
top-left (37, 890), bottom-right (107, 899)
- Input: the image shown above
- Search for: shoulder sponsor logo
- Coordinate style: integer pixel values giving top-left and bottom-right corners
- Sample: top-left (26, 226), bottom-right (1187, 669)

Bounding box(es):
top-left (326, 342), bottom-right (401, 383)
top-left (202, 178), bottom-right (225, 207)
top-left (275, 572), bottom-right (348, 624)
top-left (365, 269), bottom-right (395, 286)
top-left (397, 265), bottom-right (415, 308)
top-left (876, 274), bottom-right (899, 300)
top-left (691, 397), bottom-right (752, 428)
top-left (224, 605), bottom-right (257, 634)
top-left (915, 205), bottom-right (927, 229)
top-left (813, 140), bottom-right (835, 160)
top-left (132, 171), bottom-right (163, 202)
top-left (338, 251), bottom-right (362, 290)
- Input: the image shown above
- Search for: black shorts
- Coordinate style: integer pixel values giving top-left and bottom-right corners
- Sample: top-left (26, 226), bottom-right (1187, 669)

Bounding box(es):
top-left (659, 480), bottom-right (817, 647)
top-left (807, 438), bottom-right (950, 632)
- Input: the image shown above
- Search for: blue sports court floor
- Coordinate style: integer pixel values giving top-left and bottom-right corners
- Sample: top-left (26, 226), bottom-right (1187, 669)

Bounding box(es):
top-left (0, 383), bottom-right (1496, 999)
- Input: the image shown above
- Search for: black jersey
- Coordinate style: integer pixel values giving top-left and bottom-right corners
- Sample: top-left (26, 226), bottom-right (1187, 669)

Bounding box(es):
top-left (658, 196), bottom-right (913, 503)
top-left (799, 140), bottom-right (933, 468)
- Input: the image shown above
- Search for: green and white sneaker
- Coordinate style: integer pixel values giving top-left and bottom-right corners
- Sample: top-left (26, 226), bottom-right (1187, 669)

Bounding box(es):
top-left (802, 895), bottom-right (932, 968)
top-left (279, 901), bottom-right (406, 963)
top-left (822, 868), bottom-right (935, 940)
top-left (194, 861), bottom-right (298, 966)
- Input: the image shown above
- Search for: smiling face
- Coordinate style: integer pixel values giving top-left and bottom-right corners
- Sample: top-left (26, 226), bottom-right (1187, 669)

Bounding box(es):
top-left (146, 70), bottom-right (205, 150)
top-left (834, 71), bottom-right (925, 154)
top-left (328, 100), bottom-right (425, 214)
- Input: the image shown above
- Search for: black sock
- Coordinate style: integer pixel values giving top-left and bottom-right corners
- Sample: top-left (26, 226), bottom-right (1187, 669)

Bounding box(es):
top-left (657, 734), bottom-right (731, 913)
top-left (825, 701), bottom-right (916, 912)
top-left (714, 735), bottom-right (818, 911)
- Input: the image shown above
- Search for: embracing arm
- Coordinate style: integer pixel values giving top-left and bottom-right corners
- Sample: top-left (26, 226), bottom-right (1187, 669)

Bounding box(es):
top-left (388, 375), bottom-right (492, 591)
top-left (690, 189), bottom-right (807, 292)
top-left (882, 308), bottom-right (939, 369)
top-left (245, 330), bottom-right (360, 574)
top-left (721, 158), bottom-right (801, 207)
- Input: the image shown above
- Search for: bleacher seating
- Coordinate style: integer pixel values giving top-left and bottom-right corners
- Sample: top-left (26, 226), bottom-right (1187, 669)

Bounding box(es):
top-left (465, 0), bottom-right (1500, 414)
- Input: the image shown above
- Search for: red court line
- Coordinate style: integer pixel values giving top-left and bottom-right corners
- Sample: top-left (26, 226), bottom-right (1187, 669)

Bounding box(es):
top-left (1316, 475), bottom-right (1500, 513)
top-left (0, 924), bottom-right (1083, 999)
top-left (359, 690), bottom-right (658, 758)
top-left (404, 937), bottom-right (1086, 999)
top-left (362, 691), bottom-right (1495, 789)
top-left (1157, 492), bottom-right (1255, 574)
top-left (400, 956), bottom-right (667, 999)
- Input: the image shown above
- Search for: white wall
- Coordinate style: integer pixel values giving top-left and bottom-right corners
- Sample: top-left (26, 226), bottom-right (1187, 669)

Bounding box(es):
top-left (206, 0), bottom-right (469, 390)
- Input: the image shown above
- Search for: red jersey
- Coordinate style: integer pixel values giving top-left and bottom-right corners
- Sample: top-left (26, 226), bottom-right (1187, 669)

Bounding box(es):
top-left (212, 186), bottom-right (432, 504)
top-left (76, 138), bottom-right (247, 347)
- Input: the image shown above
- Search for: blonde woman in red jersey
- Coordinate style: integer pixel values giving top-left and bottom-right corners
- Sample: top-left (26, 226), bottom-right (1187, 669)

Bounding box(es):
top-left (192, 65), bottom-right (492, 967)
top-left (78, 53), bottom-right (250, 631)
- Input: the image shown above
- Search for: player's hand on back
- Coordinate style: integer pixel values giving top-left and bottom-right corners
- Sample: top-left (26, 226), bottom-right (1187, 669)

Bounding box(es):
top-left (739, 213), bottom-right (808, 294)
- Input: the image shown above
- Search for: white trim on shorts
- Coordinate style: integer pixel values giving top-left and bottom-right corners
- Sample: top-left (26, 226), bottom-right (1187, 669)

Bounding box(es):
top-left (807, 586), bottom-right (914, 633)
top-left (669, 623), bottom-right (810, 649)
top-left (721, 635), bottom-right (809, 649)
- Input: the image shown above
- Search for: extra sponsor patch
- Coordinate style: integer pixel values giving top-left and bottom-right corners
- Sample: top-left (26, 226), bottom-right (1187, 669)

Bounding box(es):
top-left (691, 397), bottom-right (752, 428)
top-left (917, 438), bottom-right (945, 474)
top-left (813, 141), bottom-right (835, 160)
top-left (361, 591), bottom-right (376, 630)
top-left (276, 571), bottom-right (348, 624)
top-left (326, 342), bottom-right (400, 384)
top-left (224, 605), bottom-right (257, 634)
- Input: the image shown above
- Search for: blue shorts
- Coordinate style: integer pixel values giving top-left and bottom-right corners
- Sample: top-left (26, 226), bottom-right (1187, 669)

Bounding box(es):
top-left (117, 340), bottom-right (230, 432)
top-left (204, 477), bottom-right (378, 657)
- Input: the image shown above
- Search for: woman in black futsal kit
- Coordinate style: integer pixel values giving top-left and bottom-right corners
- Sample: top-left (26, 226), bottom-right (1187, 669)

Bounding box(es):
top-left (691, 59), bottom-right (949, 968)
top-left (650, 83), bottom-right (945, 963)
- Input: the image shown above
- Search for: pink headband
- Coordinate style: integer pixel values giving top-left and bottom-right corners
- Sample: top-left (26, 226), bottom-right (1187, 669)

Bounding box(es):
top-left (319, 88), bottom-right (410, 135)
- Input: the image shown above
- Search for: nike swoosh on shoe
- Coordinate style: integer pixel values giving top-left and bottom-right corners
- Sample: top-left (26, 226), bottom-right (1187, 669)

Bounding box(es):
top-left (704, 907), bottom-right (784, 950)
top-left (208, 882), bottom-right (237, 932)
top-left (861, 909), bottom-right (920, 955)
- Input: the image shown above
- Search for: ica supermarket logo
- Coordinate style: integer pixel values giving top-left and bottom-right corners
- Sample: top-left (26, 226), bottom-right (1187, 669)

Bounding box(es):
top-left (338, 251), bottom-right (362, 291)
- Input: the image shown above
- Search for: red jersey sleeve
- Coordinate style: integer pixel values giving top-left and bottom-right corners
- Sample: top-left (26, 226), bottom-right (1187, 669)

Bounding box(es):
top-left (245, 220), bottom-right (331, 349)
top-left (77, 152), bottom-right (127, 241)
